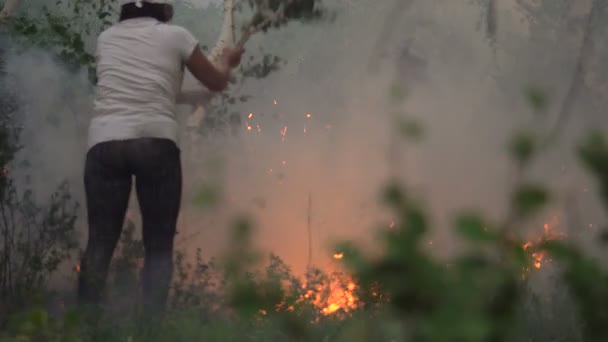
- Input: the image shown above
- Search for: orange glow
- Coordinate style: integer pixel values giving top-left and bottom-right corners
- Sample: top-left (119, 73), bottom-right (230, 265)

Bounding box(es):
top-left (333, 252), bottom-right (344, 260)
top-left (248, 112), bottom-right (253, 119)
top-left (298, 275), bottom-right (359, 316)
top-left (522, 219), bottom-right (565, 272)
top-left (306, 113), bottom-right (312, 118)
top-left (75, 264), bottom-right (81, 273)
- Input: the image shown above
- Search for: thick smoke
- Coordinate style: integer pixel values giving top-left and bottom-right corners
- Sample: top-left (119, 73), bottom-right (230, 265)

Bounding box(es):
top-left (5, 0), bottom-right (607, 280)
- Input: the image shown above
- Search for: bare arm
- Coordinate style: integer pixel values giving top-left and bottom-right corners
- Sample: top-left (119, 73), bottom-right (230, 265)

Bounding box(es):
top-left (185, 45), bottom-right (231, 92)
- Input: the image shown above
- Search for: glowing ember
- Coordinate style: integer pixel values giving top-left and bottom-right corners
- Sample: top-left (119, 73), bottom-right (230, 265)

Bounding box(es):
top-left (522, 220), bottom-right (565, 271)
top-left (248, 112), bottom-right (253, 119)
top-left (298, 275), bottom-right (359, 316)
top-left (333, 252), bottom-right (344, 260)
top-left (75, 264), bottom-right (81, 273)
top-left (306, 113), bottom-right (311, 118)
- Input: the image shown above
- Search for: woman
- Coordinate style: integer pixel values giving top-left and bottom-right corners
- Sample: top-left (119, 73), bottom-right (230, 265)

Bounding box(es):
top-left (78, 0), bottom-right (244, 313)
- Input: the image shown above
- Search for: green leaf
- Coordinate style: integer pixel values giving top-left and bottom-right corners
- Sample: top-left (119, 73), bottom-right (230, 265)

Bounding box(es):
top-left (599, 229), bottom-right (608, 244)
top-left (524, 85), bottom-right (548, 113)
top-left (455, 213), bottom-right (497, 241)
top-left (511, 243), bottom-right (528, 268)
top-left (27, 308), bottom-right (48, 329)
top-left (403, 206), bottom-right (427, 239)
top-left (193, 184), bottom-right (221, 209)
top-left (389, 83), bottom-right (406, 104)
top-left (399, 119), bottom-right (424, 141)
top-left (512, 184), bottom-right (549, 218)
top-left (578, 132), bottom-right (608, 207)
top-left (70, 36), bottom-right (84, 52)
top-left (540, 240), bottom-right (577, 260)
top-left (509, 132), bottom-right (536, 166)
top-left (98, 11), bottom-right (112, 19)
top-left (382, 183), bottom-right (405, 208)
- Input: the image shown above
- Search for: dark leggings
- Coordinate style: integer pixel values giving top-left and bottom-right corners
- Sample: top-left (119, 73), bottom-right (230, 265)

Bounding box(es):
top-left (78, 138), bottom-right (181, 313)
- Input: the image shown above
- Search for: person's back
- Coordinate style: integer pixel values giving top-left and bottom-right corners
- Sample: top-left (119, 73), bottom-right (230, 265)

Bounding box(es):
top-left (90, 17), bottom-right (197, 148)
top-left (78, 0), bottom-right (243, 317)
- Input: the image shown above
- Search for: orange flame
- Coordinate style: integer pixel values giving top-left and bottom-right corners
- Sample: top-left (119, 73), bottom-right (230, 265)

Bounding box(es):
top-left (522, 220), bottom-right (565, 271)
top-left (298, 275), bottom-right (359, 316)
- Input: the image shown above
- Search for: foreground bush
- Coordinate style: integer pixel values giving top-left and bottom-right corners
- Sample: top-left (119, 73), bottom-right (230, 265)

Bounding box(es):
top-left (1, 84), bottom-right (608, 340)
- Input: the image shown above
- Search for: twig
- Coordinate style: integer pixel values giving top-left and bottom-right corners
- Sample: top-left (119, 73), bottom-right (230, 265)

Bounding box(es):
top-left (485, 0), bottom-right (497, 48)
top-left (306, 192), bottom-right (313, 268)
top-left (236, 2), bottom-right (287, 48)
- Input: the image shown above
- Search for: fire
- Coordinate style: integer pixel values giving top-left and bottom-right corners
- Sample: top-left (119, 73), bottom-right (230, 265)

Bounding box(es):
top-left (298, 275), bottom-right (359, 316)
top-left (321, 280), bottom-right (357, 315)
top-left (301, 253), bottom-right (360, 316)
top-left (522, 220), bottom-right (565, 271)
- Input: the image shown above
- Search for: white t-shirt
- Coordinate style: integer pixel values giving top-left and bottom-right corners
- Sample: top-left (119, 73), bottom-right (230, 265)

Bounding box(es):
top-left (88, 17), bottom-right (199, 149)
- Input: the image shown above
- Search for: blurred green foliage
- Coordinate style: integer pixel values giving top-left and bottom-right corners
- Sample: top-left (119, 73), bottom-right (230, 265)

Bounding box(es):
top-left (1, 93), bottom-right (608, 340)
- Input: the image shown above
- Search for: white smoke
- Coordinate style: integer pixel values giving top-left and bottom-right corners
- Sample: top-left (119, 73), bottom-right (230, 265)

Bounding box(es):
top-left (5, 0), bottom-right (606, 278)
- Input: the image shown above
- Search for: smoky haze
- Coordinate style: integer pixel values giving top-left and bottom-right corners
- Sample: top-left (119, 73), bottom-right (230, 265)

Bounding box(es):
top-left (4, 0), bottom-right (607, 281)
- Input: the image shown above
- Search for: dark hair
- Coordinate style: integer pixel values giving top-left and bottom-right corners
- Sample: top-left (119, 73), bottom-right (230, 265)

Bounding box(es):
top-left (119, 2), bottom-right (173, 23)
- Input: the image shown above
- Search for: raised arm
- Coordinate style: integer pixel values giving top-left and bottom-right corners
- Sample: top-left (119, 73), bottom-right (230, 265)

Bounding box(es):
top-left (181, 0), bottom-right (237, 128)
top-left (185, 44), bottom-right (242, 93)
